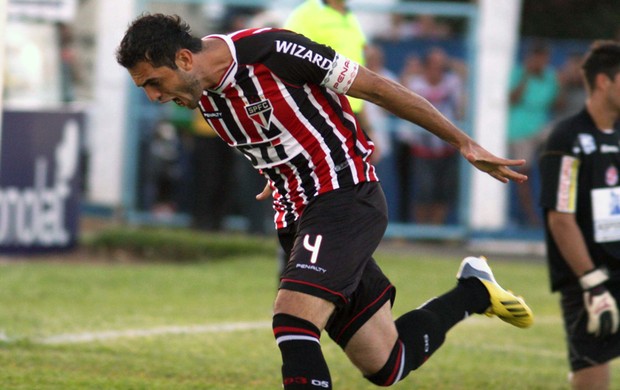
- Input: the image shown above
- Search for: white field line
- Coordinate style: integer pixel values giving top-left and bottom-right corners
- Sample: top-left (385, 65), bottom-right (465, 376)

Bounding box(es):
top-left (1, 315), bottom-right (561, 346)
top-left (37, 321), bottom-right (272, 345)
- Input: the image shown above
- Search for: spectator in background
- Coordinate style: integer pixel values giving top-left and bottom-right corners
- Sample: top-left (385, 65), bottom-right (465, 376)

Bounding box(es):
top-left (284, 0), bottom-right (378, 159)
top-left (364, 44), bottom-right (399, 210)
top-left (394, 55), bottom-right (423, 221)
top-left (190, 111), bottom-right (235, 231)
top-left (382, 14), bottom-right (452, 42)
top-left (398, 47), bottom-right (466, 224)
top-left (219, 5), bottom-right (263, 32)
top-left (508, 41), bottom-right (559, 227)
top-left (554, 52), bottom-right (587, 122)
top-left (57, 23), bottom-right (79, 102)
top-left (145, 120), bottom-right (183, 218)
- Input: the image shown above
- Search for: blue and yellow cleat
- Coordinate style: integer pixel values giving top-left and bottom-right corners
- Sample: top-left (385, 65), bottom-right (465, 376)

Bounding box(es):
top-left (456, 256), bottom-right (534, 328)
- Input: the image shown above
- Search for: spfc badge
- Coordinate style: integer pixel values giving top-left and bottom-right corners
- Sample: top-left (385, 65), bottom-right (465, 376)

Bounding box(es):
top-left (245, 99), bottom-right (272, 129)
top-left (606, 165), bottom-right (618, 186)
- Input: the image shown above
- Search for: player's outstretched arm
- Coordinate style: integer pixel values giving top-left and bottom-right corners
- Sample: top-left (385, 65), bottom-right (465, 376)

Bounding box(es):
top-left (461, 143), bottom-right (527, 184)
top-left (347, 66), bottom-right (527, 184)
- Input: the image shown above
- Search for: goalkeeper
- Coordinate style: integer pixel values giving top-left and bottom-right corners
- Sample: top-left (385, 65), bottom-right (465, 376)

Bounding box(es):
top-left (540, 40), bottom-right (620, 390)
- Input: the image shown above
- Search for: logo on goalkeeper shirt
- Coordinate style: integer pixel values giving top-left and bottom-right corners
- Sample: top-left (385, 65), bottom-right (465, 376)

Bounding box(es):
top-left (245, 99), bottom-right (272, 129)
top-left (606, 165), bottom-right (618, 186)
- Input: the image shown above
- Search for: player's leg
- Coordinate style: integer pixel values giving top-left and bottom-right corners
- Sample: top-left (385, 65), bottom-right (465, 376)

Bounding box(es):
top-left (342, 301), bottom-right (398, 376)
top-left (570, 364), bottom-right (609, 390)
top-left (340, 256), bottom-right (533, 387)
top-left (273, 183), bottom-right (388, 389)
top-left (273, 289), bottom-right (336, 390)
top-left (342, 276), bottom-right (491, 385)
top-left (273, 225), bottom-right (337, 390)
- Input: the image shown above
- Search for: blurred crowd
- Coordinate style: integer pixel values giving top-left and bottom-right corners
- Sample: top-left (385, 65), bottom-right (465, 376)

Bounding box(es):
top-left (10, 2), bottom-right (597, 234)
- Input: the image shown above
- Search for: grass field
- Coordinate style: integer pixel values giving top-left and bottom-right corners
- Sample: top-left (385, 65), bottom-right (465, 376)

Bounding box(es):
top-left (1, 243), bottom-right (619, 389)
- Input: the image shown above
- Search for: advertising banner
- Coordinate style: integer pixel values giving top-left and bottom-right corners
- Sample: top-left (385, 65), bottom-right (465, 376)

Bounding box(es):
top-left (8, 0), bottom-right (77, 22)
top-left (0, 109), bottom-right (83, 254)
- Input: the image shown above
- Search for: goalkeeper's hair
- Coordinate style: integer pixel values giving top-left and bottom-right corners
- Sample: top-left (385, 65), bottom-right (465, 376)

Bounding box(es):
top-left (116, 13), bottom-right (203, 70)
top-left (582, 40), bottom-right (620, 92)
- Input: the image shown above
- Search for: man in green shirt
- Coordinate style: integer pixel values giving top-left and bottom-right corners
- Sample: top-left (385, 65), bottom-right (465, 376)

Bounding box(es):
top-left (508, 41), bottom-right (559, 227)
top-left (285, 0), bottom-right (367, 115)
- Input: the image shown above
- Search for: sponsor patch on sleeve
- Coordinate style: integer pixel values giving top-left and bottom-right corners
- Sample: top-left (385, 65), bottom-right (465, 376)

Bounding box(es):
top-left (556, 155), bottom-right (579, 213)
top-left (321, 54), bottom-right (359, 94)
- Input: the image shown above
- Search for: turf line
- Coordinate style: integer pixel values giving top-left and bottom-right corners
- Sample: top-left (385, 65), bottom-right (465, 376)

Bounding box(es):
top-left (37, 321), bottom-right (272, 345)
top-left (1, 315), bottom-right (560, 345)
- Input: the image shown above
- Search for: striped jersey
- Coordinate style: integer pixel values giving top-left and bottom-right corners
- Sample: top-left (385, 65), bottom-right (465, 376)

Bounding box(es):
top-left (197, 28), bottom-right (377, 229)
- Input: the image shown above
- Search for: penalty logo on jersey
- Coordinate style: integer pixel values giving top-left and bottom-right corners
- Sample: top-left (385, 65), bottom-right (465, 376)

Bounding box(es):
top-left (245, 99), bottom-right (273, 130)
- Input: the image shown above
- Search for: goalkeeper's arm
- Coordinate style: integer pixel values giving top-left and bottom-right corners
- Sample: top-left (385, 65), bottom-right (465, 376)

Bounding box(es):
top-left (547, 210), bottom-right (619, 337)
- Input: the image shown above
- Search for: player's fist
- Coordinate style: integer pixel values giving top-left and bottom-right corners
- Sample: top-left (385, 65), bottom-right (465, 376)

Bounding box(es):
top-left (580, 268), bottom-right (619, 338)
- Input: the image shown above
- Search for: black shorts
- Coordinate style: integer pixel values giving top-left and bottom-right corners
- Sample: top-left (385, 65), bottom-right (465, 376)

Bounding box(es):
top-left (560, 282), bottom-right (620, 371)
top-left (277, 182), bottom-right (395, 348)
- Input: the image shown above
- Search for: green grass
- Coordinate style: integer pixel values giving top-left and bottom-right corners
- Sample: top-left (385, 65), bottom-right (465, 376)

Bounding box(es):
top-left (83, 226), bottom-right (278, 261)
top-left (1, 248), bottom-right (618, 389)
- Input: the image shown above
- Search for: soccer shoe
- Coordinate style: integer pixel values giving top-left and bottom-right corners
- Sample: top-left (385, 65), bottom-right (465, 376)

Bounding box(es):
top-left (456, 256), bottom-right (533, 328)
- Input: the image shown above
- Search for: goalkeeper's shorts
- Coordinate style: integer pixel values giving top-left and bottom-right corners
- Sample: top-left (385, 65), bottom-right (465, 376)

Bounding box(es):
top-left (560, 282), bottom-right (620, 371)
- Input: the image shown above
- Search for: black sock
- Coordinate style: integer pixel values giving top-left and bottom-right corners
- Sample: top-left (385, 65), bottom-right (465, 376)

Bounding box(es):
top-left (383, 279), bottom-right (490, 377)
top-left (365, 339), bottom-right (407, 386)
top-left (273, 313), bottom-right (332, 389)
top-left (420, 278), bottom-right (490, 331)
top-left (394, 308), bottom-right (446, 372)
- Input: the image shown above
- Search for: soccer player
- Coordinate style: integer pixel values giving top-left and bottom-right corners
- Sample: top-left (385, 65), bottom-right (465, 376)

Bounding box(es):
top-left (117, 14), bottom-right (533, 389)
top-left (540, 41), bottom-right (620, 390)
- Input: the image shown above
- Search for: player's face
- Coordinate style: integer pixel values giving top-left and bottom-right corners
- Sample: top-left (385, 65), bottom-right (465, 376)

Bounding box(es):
top-left (129, 61), bottom-right (203, 109)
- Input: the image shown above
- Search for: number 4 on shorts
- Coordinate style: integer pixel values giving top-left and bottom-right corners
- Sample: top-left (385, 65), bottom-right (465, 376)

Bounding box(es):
top-left (303, 234), bottom-right (323, 264)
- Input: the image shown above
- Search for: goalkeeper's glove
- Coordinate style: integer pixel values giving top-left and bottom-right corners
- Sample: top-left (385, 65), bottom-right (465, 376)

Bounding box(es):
top-left (580, 267), bottom-right (619, 338)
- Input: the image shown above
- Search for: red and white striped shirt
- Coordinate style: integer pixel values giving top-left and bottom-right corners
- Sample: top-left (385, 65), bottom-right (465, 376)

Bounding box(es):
top-left (198, 28), bottom-right (377, 228)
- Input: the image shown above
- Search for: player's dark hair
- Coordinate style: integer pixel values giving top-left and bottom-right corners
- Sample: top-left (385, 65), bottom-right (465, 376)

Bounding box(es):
top-left (581, 40), bottom-right (620, 91)
top-left (116, 13), bottom-right (203, 69)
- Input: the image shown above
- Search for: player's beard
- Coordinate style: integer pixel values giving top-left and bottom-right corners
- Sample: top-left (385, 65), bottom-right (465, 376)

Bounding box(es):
top-left (175, 72), bottom-right (203, 109)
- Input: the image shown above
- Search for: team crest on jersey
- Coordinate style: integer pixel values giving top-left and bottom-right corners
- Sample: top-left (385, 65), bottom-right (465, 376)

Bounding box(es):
top-left (578, 133), bottom-right (596, 155)
top-left (606, 165), bottom-right (619, 186)
top-left (245, 99), bottom-right (273, 129)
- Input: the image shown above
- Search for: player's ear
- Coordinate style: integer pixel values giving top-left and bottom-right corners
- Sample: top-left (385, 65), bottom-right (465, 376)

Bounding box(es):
top-left (175, 48), bottom-right (193, 71)
top-left (595, 72), bottom-right (612, 90)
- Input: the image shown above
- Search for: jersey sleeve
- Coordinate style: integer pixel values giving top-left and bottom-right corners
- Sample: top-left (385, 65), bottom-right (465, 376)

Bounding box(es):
top-left (237, 29), bottom-right (359, 95)
top-left (539, 126), bottom-right (580, 213)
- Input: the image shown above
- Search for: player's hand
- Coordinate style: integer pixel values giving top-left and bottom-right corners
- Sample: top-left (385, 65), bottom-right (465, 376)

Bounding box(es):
top-left (580, 268), bottom-right (619, 338)
top-left (461, 143), bottom-right (528, 184)
top-left (256, 182), bottom-right (272, 201)
top-left (370, 141), bottom-right (382, 164)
